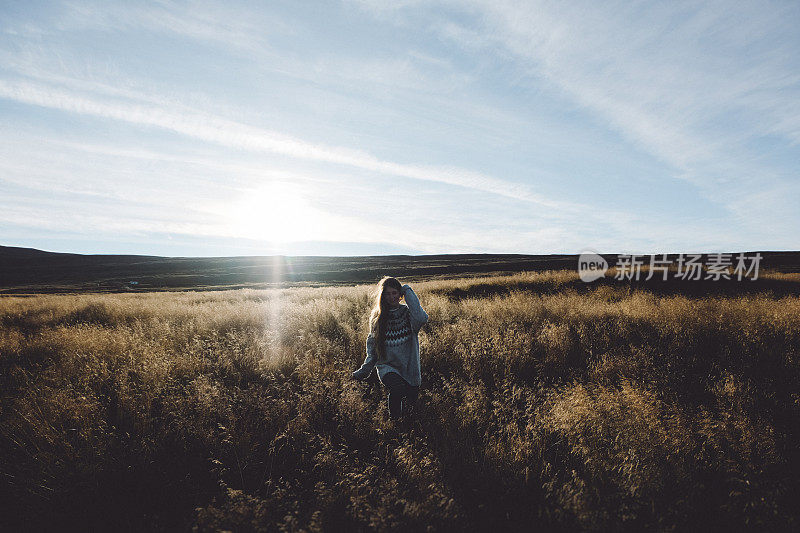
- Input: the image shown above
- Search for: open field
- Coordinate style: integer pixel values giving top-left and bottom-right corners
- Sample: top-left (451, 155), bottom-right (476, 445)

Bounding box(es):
top-left (2, 269), bottom-right (800, 531)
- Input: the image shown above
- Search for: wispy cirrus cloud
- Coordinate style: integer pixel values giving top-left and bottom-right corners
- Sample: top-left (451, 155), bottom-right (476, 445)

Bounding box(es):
top-left (55, 0), bottom-right (286, 53)
top-left (436, 3), bottom-right (799, 168)
top-left (0, 74), bottom-right (577, 211)
top-left (382, 0), bottom-right (800, 245)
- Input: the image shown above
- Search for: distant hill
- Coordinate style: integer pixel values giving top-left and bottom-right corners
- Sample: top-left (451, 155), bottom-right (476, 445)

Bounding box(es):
top-left (1, 245), bottom-right (798, 294)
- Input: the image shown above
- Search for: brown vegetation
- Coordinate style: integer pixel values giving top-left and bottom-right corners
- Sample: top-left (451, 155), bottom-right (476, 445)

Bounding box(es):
top-left (1, 270), bottom-right (799, 531)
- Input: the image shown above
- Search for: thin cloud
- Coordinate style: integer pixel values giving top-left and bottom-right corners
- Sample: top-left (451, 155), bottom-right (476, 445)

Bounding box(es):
top-left (448, 1), bottom-right (800, 177)
top-left (59, 0), bottom-right (283, 53)
top-left (417, 0), bottom-right (800, 245)
top-left (0, 75), bottom-right (579, 212)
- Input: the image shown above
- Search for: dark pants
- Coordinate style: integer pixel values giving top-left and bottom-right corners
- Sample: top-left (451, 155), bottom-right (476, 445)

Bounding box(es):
top-left (382, 372), bottom-right (419, 420)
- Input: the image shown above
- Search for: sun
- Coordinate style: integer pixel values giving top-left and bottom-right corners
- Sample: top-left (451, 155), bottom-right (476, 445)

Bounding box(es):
top-left (231, 182), bottom-right (320, 243)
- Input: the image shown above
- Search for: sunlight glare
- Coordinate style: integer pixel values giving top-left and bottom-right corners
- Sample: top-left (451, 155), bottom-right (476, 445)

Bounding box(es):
top-left (231, 182), bottom-right (321, 243)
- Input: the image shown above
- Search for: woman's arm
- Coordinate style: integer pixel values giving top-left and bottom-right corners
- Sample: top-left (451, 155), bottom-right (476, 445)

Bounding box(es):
top-left (402, 284), bottom-right (428, 333)
top-left (352, 331), bottom-right (378, 380)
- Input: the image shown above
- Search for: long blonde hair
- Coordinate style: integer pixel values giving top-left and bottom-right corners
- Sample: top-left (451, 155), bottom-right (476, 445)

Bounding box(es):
top-left (369, 276), bottom-right (403, 360)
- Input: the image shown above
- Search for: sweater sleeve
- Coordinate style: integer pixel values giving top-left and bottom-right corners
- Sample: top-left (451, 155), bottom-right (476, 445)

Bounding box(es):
top-left (352, 330), bottom-right (378, 380)
top-left (402, 284), bottom-right (428, 333)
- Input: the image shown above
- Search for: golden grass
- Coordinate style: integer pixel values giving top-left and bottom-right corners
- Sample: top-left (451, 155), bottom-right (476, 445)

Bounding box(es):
top-left (1, 270), bottom-right (799, 531)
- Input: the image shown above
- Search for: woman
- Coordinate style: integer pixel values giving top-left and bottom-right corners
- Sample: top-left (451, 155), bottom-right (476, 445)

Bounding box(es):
top-left (352, 277), bottom-right (428, 420)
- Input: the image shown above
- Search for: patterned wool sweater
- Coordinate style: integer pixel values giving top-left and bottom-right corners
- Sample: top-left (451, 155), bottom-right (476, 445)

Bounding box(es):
top-left (352, 285), bottom-right (428, 387)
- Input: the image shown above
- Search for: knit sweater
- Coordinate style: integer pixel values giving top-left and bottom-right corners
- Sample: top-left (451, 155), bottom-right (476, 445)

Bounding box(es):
top-left (352, 285), bottom-right (428, 387)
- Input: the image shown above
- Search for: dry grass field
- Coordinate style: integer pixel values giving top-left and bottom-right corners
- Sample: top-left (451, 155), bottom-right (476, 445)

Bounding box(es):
top-left (2, 270), bottom-right (800, 531)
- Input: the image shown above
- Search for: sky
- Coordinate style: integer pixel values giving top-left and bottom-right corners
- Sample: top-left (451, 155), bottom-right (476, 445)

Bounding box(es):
top-left (0, 0), bottom-right (798, 257)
